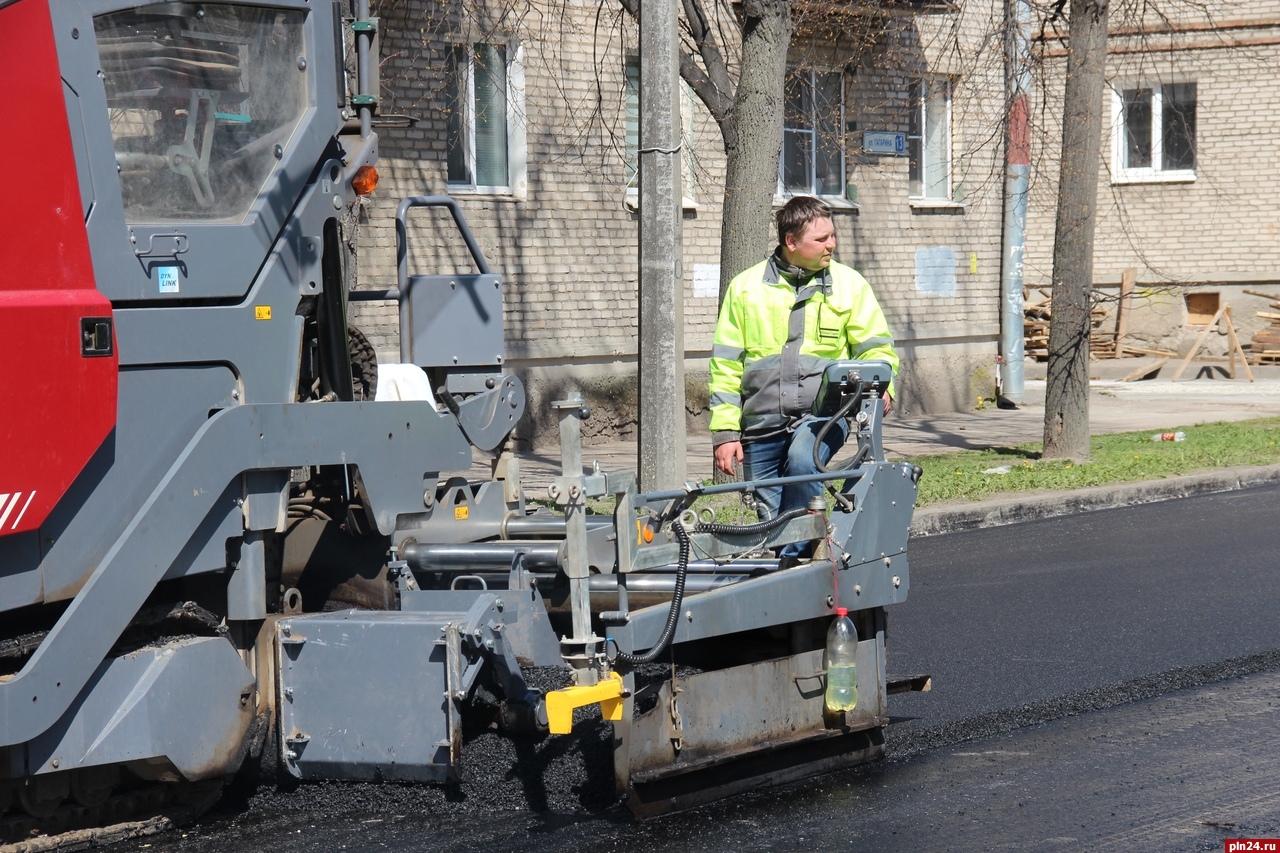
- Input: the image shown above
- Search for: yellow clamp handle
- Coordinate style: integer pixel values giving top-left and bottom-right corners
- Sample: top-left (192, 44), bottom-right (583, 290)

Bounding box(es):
top-left (545, 671), bottom-right (625, 735)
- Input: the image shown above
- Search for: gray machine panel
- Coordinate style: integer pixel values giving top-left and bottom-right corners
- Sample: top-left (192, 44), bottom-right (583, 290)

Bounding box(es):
top-left (38, 365), bottom-right (240, 605)
top-left (0, 532), bottom-right (43, 606)
top-left (276, 611), bottom-right (464, 782)
top-left (626, 641), bottom-right (886, 781)
top-left (401, 587), bottom-right (563, 668)
top-left (833, 461), bottom-right (917, 567)
top-left (111, 150), bottom-right (378, 404)
top-left (24, 636), bottom-right (254, 781)
top-left (406, 274), bottom-right (505, 368)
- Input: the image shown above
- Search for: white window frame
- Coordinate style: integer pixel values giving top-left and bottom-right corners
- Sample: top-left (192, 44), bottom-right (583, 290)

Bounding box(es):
top-left (446, 41), bottom-right (527, 198)
top-left (623, 54), bottom-right (698, 210)
top-left (908, 76), bottom-right (953, 202)
top-left (1110, 81), bottom-right (1196, 185)
top-left (777, 67), bottom-right (847, 201)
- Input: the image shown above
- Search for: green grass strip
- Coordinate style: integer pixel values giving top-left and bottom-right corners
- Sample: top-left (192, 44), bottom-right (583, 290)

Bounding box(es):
top-left (572, 417), bottom-right (1280, 522)
top-left (906, 416), bottom-right (1280, 507)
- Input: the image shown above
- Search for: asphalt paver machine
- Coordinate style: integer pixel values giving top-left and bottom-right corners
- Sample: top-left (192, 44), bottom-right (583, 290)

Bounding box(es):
top-left (0, 0), bottom-right (923, 836)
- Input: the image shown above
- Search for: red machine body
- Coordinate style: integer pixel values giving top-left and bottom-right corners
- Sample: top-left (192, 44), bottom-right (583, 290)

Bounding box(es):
top-left (0, 0), bottom-right (118, 535)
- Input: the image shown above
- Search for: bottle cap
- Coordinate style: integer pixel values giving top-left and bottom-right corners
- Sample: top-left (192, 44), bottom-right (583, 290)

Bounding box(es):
top-left (835, 607), bottom-right (848, 617)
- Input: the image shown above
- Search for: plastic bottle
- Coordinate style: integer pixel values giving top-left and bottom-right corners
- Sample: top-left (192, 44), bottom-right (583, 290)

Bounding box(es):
top-left (824, 607), bottom-right (858, 713)
top-left (1150, 431), bottom-right (1186, 442)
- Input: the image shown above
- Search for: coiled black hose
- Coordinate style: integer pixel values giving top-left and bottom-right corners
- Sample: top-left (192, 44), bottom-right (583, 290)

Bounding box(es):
top-left (612, 520), bottom-right (691, 665)
top-left (695, 506), bottom-right (809, 537)
top-left (812, 385), bottom-right (872, 473)
top-left (611, 508), bottom-right (810, 665)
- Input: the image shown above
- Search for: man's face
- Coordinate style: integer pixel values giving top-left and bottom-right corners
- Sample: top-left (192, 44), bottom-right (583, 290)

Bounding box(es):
top-left (783, 217), bottom-right (836, 272)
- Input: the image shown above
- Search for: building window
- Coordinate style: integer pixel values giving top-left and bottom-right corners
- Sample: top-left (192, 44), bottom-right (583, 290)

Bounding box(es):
top-left (779, 68), bottom-right (845, 198)
top-left (623, 55), bottom-right (698, 205)
top-left (446, 42), bottom-right (526, 194)
top-left (908, 77), bottom-right (951, 199)
top-left (1112, 82), bottom-right (1196, 182)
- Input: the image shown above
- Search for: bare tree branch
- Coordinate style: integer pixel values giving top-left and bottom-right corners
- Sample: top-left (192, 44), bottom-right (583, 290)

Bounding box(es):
top-left (680, 0), bottom-right (734, 111)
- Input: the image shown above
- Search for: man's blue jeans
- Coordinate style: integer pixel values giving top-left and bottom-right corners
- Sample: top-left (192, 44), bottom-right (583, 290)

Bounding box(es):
top-left (742, 417), bottom-right (850, 556)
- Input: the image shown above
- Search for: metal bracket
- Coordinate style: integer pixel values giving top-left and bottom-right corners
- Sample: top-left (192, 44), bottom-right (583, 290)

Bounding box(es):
top-left (131, 231), bottom-right (189, 259)
top-left (279, 622), bottom-right (305, 647)
top-left (668, 692), bottom-right (683, 752)
top-left (445, 622), bottom-right (464, 701)
top-left (448, 375), bottom-right (526, 452)
top-left (545, 671), bottom-right (626, 734)
top-left (283, 732), bottom-right (310, 763)
top-left (886, 673), bottom-right (933, 695)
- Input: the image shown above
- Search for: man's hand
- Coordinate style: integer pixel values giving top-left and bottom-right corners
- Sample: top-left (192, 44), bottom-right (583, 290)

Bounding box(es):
top-left (714, 440), bottom-right (744, 477)
top-left (883, 392), bottom-right (893, 417)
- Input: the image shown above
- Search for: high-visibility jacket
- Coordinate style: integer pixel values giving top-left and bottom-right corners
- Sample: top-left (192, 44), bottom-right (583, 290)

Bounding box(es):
top-left (708, 254), bottom-right (898, 445)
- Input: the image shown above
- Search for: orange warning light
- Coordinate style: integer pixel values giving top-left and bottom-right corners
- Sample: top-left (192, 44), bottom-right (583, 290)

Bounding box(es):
top-left (351, 165), bottom-right (379, 196)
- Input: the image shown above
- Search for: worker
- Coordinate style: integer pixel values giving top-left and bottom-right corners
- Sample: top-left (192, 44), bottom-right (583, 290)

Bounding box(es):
top-left (708, 196), bottom-right (899, 537)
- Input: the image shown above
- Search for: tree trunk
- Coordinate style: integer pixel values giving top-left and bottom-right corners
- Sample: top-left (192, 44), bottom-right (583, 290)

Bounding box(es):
top-left (1043, 0), bottom-right (1108, 460)
top-left (717, 0), bottom-right (791, 300)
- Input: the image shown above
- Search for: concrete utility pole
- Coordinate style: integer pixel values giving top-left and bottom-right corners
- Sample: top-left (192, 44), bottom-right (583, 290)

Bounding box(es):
top-left (1000, 0), bottom-right (1032, 404)
top-left (637, 0), bottom-right (686, 491)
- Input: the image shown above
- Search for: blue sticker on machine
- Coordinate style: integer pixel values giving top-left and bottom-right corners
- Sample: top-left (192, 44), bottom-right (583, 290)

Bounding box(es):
top-left (157, 266), bottom-right (180, 293)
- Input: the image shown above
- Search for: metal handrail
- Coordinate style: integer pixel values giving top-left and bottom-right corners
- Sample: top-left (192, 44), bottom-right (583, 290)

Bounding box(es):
top-left (389, 195), bottom-right (492, 362)
top-left (637, 467), bottom-right (869, 506)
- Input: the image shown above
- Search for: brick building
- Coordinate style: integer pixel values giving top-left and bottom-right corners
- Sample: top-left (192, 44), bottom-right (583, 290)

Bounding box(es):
top-left (352, 0), bottom-right (1015, 445)
top-left (1025, 1), bottom-right (1280, 359)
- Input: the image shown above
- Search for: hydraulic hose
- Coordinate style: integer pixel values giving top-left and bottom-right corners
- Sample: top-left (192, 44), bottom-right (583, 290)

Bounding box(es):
top-left (612, 520), bottom-right (691, 665)
top-left (610, 508), bottom-right (809, 666)
top-left (318, 218), bottom-right (355, 401)
top-left (694, 506), bottom-right (808, 537)
top-left (812, 384), bottom-right (870, 474)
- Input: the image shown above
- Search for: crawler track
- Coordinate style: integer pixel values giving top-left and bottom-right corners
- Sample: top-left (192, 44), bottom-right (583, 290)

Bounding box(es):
top-left (0, 780), bottom-right (222, 852)
top-left (0, 603), bottom-right (231, 851)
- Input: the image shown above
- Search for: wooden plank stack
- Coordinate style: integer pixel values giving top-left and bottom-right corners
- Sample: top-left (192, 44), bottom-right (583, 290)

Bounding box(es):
top-left (1023, 288), bottom-right (1111, 361)
top-left (1090, 302), bottom-right (1116, 359)
top-left (1246, 288), bottom-right (1280, 364)
top-left (1023, 290), bottom-right (1050, 360)
top-left (1024, 278), bottom-right (1280, 365)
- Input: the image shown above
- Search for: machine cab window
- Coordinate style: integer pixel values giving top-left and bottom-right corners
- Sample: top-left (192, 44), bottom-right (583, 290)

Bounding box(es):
top-left (94, 4), bottom-right (308, 223)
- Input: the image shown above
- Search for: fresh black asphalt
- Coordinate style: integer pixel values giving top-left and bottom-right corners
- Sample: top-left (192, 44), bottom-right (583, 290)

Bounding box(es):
top-left (891, 482), bottom-right (1280, 730)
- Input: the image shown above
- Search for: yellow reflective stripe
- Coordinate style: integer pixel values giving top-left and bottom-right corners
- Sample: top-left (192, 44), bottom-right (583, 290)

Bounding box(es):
top-left (854, 336), bottom-right (895, 353)
top-left (709, 391), bottom-right (741, 408)
top-left (710, 258), bottom-right (901, 421)
top-left (711, 343), bottom-right (745, 361)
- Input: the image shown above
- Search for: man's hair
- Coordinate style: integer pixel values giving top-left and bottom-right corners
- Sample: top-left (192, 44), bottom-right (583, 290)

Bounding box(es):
top-left (776, 196), bottom-right (833, 245)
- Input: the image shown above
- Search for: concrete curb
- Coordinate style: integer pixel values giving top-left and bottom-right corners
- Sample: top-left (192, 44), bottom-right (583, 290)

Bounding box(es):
top-left (909, 463), bottom-right (1280, 537)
